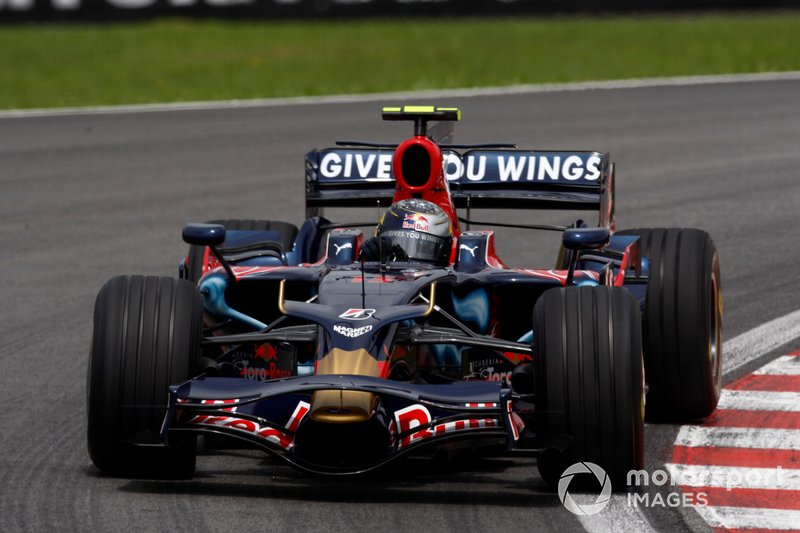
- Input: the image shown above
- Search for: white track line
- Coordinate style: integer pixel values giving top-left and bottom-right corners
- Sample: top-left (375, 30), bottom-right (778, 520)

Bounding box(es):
top-left (724, 309), bottom-right (800, 376)
top-left (1, 71), bottom-right (799, 120)
top-left (754, 355), bottom-right (800, 376)
top-left (675, 427), bottom-right (800, 451)
top-left (666, 464), bottom-right (800, 491)
top-left (694, 506), bottom-right (800, 530)
top-left (717, 390), bottom-right (800, 412)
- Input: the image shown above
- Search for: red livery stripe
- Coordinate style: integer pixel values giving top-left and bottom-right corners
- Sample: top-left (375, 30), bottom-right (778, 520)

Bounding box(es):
top-left (672, 445), bottom-right (800, 469)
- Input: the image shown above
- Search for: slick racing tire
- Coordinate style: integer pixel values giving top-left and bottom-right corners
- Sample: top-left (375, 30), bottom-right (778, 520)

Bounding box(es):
top-left (185, 219), bottom-right (298, 282)
top-left (617, 228), bottom-right (722, 422)
top-left (533, 286), bottom-right (645, 487)
top-left (87, 276), bottom-right (203, 478)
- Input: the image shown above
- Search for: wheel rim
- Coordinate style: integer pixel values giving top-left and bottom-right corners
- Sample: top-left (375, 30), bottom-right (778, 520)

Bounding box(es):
top-left (709, 271), bottom-right (721, 380)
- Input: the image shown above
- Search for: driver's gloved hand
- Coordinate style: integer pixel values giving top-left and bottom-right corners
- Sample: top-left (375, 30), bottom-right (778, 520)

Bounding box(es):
top-left (358, 236), bottom-right (392, 262)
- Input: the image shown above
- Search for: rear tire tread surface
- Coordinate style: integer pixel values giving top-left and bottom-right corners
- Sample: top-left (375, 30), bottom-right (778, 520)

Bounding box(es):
top-left (617, 228), bottom-right (722, 421)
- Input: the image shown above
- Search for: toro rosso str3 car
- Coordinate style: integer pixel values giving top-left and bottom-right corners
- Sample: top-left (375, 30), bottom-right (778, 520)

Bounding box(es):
top-left (87, 106), bottom-right (723, 485)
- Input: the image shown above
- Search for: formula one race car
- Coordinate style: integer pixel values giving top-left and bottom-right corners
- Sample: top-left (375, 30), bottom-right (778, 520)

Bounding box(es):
top-left (87, 106), bottom-right (723, 485)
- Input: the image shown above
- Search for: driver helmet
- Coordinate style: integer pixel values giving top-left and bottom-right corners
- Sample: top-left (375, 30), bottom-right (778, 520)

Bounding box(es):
top-left (377, 199), bottom-right (453, 265)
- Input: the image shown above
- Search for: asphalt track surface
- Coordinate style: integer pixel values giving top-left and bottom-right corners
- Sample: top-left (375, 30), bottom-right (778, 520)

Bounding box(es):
top-left (1, 79), bottom-right (799, 532)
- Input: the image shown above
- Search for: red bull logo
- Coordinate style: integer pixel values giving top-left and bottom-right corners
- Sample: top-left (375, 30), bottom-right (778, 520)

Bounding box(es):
top-left (402, 213), bottom-right (430, 232)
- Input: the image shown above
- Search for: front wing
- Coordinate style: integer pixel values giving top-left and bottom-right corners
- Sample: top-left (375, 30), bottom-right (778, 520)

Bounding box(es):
top-left (162, 375), bottom-right (525, 474)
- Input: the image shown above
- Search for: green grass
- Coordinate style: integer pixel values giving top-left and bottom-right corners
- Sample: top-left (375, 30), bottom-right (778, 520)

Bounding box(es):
top-left (1, 13), bottom-right (798, 109)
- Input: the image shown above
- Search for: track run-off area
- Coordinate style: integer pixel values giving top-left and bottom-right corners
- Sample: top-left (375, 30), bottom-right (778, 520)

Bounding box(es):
top-left (1, 73), bottom-right (799, 532)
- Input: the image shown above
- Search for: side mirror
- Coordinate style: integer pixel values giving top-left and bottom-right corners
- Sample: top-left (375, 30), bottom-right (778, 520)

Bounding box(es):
top-left (562, 227), bottom-right (610, 251)
top-left (183, 223), bottom-right (226, 246)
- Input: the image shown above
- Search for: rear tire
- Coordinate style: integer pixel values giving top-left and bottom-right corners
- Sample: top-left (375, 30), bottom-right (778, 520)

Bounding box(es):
top-left (617, 228), bottom-right (722, 421)
top-left (186, 219), bottom-right (298, 282)
top-left (534, 286), bottom-right (644, 487)
top-left (87, 276), bottom-right (203, 478)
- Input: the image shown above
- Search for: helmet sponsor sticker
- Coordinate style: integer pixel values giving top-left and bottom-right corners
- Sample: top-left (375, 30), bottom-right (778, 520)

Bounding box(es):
top-left (382, 230), bottom-right (439, 243)
top-left (402, 213), bottom-right (430, 232)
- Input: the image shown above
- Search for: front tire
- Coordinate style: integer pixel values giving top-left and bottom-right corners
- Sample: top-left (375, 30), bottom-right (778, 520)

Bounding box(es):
top-left (534, 286), bottom-right (644, 487)
top-left (618, 228), bottom-right (722, 421)
top-left (87, 276), bottom-right (203, 478)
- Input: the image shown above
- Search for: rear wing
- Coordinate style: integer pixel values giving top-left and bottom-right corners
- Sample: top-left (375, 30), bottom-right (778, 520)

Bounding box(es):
top-left (305, 147), bottom-right (615, 226)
